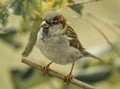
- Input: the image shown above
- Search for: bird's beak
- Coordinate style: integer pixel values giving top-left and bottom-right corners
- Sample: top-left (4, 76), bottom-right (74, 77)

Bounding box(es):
top-left (40, 21), bottom-right (49, 28)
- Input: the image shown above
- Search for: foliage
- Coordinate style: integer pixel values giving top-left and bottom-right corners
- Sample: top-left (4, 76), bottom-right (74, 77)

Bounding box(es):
top-left (0, 0), bottom-right (120, 89)
top-left (0, 0), bottom-right (102, 55)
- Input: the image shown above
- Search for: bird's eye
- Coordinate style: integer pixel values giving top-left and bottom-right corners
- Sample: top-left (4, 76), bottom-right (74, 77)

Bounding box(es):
top-left (50, 20), bottom-right (58, 25)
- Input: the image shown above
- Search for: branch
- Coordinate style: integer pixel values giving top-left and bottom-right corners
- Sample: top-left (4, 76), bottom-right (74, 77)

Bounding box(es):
top-left (21, 57), bottom-right (96, 89)
top-left (86, 13), bottom-right (120, 37)
top-left (67, 0), bottom-right (102, 7)
top-left (83, 13), bottom-right (120, 57)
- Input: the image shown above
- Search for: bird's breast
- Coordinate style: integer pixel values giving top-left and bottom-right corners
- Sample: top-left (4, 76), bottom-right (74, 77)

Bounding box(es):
top-left (37, 34), bottom-right (81, 65)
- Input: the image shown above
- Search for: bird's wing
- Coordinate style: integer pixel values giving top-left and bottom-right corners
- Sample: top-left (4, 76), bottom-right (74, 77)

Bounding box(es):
top-left (65, 26), bottom-right (84, 50)
top-left (64, 26), bottom-right (104, 62)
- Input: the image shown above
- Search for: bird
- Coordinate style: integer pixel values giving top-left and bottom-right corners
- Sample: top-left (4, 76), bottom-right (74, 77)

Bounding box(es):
top-left (37, 11), bottom-right (103, 82)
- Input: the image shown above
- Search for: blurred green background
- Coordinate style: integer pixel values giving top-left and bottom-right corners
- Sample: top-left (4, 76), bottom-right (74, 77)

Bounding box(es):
top-left (0, 0), bottom-right (120, 89)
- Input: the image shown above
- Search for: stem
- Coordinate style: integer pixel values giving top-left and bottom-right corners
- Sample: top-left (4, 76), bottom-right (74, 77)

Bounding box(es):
top-left (83, 13), bottom-right (120, 57)
top-left (21, 57), bottom-right (96, 89)
top-left (68, 0), bottom-right (102, 7)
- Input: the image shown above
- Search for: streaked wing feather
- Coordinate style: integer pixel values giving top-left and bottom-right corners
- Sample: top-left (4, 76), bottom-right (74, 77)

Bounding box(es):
top-left (65, 26), bottom-right (84, 50)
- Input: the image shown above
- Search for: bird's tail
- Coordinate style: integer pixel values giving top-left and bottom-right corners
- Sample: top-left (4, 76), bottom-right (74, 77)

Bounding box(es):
top-left (82, 50), bottom-right (104, 62)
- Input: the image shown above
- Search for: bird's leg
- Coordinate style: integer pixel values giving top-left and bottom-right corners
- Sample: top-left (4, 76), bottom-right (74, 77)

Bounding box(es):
top-left (42, 61), bottom-right (53, 76)
top-left (65, 62), bottom-right (75, 82)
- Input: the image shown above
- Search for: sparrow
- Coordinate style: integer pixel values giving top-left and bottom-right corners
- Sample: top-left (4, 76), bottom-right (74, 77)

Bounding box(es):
top-left (37, 11), bottom-right (103, 81)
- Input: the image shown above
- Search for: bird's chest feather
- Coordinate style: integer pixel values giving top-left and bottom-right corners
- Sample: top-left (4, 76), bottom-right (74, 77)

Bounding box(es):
top-left (37, 34), bottom-right (81, 64)
top-left (39, 36), bottom-right (69, 57)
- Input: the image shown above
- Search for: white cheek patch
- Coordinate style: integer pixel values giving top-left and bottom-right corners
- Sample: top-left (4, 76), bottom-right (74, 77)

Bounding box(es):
top-left (37, 28), bottom-right (43, 39)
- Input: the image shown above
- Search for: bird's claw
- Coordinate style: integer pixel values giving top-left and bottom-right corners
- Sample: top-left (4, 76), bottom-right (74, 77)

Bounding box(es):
top-left (64, 73), bottom-right (73, 83)
top-left (42, 65), bottom-right (49, 76)
top-left (42, 62), bottom-right (53, 76)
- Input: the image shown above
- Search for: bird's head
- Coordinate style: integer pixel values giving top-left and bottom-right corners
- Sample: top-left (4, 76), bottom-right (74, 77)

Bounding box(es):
top-left (40, 11), bottom-right (66, 36)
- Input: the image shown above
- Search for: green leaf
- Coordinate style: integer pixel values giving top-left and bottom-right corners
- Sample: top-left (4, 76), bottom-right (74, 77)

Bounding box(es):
top-left (0, 27), bottom-right (21, 49)
top-left (0, 7), bottom-right (9, 25)
top-left (11, 68), bottom-right (49, 89)
top-left (75, 66), bottom-right (111, 83)
top-left (10, 0), bottom-right (24, 15)
top-left (22, 20), bottom-right (41, 57)
top-left (53, 0), bottom-right (63, 7)
top-left (69, 3), bottom-right (83, 15)
top-left (67, 0), bottom-right (74, 3)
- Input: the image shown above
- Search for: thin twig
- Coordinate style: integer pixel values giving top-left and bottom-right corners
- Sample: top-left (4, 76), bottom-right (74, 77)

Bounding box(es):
top-left (86, 13), bottom-right (120, 37)
top-left (68, 0), bottom-right (102, 7)
top-left (21, 57), bottom-right (96, 89)
top-left (79, 0), bottom-right (102, 5)
top-left (82, 14), bottom-right (120, 57)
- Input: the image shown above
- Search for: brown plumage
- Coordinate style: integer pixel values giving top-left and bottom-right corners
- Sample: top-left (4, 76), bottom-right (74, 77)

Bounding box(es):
top-left (37, 11), bottom-right (104, 82)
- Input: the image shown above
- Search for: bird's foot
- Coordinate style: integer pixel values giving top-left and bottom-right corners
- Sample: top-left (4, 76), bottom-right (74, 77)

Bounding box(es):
top-left (64, 73), bottom-right (73, 83)
top-left (42, 65), bottom-right (49, 76)
top-left (42, 62), bottom-right (53, 76)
